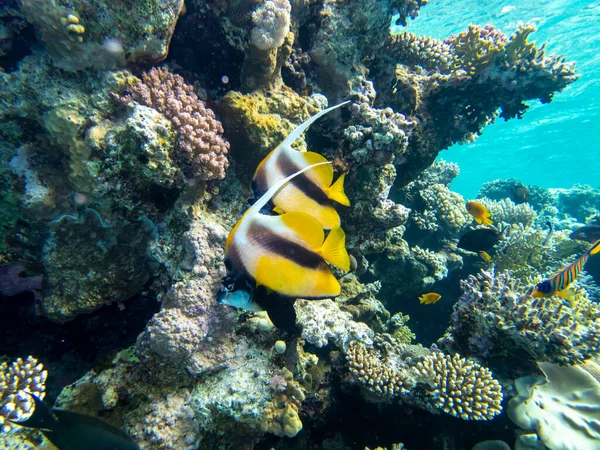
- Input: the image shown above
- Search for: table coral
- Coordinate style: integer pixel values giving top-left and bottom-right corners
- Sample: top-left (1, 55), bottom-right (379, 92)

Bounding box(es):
top-left (0, 356), bottom-right (47, 432)
top-left (124, 67), bottom-right (230, 181)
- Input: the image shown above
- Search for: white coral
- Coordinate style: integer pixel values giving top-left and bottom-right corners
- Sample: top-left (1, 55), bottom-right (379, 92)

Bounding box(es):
top-left (250, 0), bottom-right (292, 50)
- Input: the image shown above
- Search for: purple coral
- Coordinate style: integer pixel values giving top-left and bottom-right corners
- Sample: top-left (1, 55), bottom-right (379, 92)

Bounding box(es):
top-left (125, 67), bottom-right (230, 181)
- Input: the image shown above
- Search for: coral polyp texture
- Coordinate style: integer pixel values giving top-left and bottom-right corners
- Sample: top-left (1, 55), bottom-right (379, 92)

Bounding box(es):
top-left (124, 67), bottom-right (230, 181)
top-left (440, 269), bottom-right (600, 368)
top-left (0, 356), bottom-right (47, 432)
top-left (346, 340), bottom-right (410, 399)
top-left (414, 352), bottom-right (503, 421)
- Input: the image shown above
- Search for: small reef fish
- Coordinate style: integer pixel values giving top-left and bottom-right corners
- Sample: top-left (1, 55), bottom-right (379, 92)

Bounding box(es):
top-left (466, 201), bottom-right (493, 226)
top-left (419, 293), bottom-right (442, 305)
top-left (218, 161), bottom-right (351, 311)
top-left (542, 221), bottom-right (554, 246)
top-left (479, 251), bottom-right (492, 263)
top-left (251, 101), bottom-right (351, 229)
top-left (570, 224), bottom-right (600, 244)
top-left (510, 183), bottom-right (529, 204)
top-left (533, 239), bottom-right (600, 298)
top-left (12, 394), bottom-right (139, 450)
top-left (457, 228), bottom-right (502, 253)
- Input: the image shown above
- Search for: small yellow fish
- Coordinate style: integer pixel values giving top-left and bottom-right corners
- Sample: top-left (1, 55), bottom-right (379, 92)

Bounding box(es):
top-left (479, 251), bottom-right (492, 263)
top-left (466, 201), bottom-right (493, 226)
top-left (419, 292), bottom-right (442, 305)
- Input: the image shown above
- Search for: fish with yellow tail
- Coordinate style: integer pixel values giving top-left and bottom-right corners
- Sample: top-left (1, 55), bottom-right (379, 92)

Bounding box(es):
top-left (419, 292), bottom-right (442, 305)
top-left (251, 101), bottom-right (351, 230)
top-left (466, 201), bottom-right (493, 226)
top-left (533, 239), bottom-right (600, 299)
top-left (218, 161), bottom-right (351, 327)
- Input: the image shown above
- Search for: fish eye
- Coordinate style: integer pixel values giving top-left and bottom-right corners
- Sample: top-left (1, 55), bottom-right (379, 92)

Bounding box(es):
top-left (226, 283), bottom-right (234, 292)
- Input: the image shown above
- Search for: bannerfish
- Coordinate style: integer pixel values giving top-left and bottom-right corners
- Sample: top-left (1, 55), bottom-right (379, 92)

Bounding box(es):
top-left (510, 183), bottom-right (529, 204)
top-left (218, 161), bottom-right (351, 312)
top-left (457, 228), bottom-right (502, 253)
top-left (251, 101), bottom-right (351, 229)
top-left (419, 293), bottom-right (442, 305)
top-left (11, 394), bottom-right (139, 450)
top-left (533, 239), bottom-right (600, 298)
top-left (466, 201), bottom-right (493, 226)
top-left (570, 225), bottom-right (600, 244)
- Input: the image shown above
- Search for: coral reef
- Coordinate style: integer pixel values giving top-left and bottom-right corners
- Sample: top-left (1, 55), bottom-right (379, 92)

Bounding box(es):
top-left (440, 269), bottom-right (600, 369)
top-left (295, 299), bottom-right (375, 351)
top-left (124, 67), bottom-right (230, 181)
top-left (0, 356), bottom-right (47, 432)
top-left (21, 0), bottom-right (185, 71)
top-left (41, 209), bottom-right (156, 322)
top-left (414, 352), bottom-right (503, 421)
top-left (508, 360), bottom-right (600, 450)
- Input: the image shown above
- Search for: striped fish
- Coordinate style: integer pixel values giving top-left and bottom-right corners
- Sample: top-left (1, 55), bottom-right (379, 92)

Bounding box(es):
top-left (219, 161), bottom-right (351, 310)
top-left (252, 101), bottom-right (351, 230)
top-left (533, 239), bottom-right (600, 298)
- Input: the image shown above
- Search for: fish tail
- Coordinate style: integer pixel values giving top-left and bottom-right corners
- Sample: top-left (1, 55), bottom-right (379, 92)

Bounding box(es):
top-left (588, 239), bottom-right (600, 255)
top-left (324, 173), bottom-right (351, 206)
top-left (10, 393), bottom-right (58, 430)
top-left (318, 226), bottom-right (350, 271)
top-left (482, 216), bottom-right (493, 226)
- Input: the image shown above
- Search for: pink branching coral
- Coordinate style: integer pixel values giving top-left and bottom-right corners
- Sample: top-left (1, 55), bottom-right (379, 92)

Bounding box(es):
top-left (125, 67), bottom-right (230, 181)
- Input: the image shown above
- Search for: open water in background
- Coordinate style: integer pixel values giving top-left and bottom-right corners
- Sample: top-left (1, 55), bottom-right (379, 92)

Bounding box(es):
top-left (395, 0), bottom-right (600, 198)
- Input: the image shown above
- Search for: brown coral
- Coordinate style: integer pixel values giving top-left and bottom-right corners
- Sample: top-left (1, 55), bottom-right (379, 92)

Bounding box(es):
top-left (415, 352), bottom-right (503, 420)
top-left (346, 340), bottom-right (409, 399)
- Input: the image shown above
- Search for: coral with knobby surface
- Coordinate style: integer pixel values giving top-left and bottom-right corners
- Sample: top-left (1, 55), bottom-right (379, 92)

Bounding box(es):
top-left (414, 352), bottom-right (503, 421)
top-left (124, 67), bottom-right (230, 181)
top-left (21, 0), bottom-right (185, 71)
top-left (508, 360), bottom-right (600, 450)
top-left (0, 356), bottom-right (47, 432)
top-left (345, 338), bottom-right (503, 421)
top-left (439, 269), bottom-right (600, 369)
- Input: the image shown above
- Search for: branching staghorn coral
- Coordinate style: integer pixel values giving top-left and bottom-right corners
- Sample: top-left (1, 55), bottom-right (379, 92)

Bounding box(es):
top-left (477, 198), bottom-right (536, 227)
top-left (123, 67), bottom-right (230, 181)
top-left (0, 356), bottom-right (47, 432)
top-left (414, 352), bottom-right (503, 421)
top-left (440, 269), bottom-right (600, 368)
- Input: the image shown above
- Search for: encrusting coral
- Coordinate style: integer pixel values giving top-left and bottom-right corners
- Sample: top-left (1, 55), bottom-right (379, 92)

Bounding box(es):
top-left (0, 356), bottom-right (47, 432)
top-left (414, 352), bottom-right (503, 421)
top-left (123, 67), bottom-right (230, 181)
top-left (508, 360), bottom-right (600, 450)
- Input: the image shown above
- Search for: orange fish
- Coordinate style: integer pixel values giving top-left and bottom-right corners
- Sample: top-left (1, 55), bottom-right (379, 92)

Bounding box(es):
top-left (419, 293), bottom-right (442, 305)
top-left (466, 201), bottom-right (493, 226)
top-left (479, 251), bottom-right (492, 263)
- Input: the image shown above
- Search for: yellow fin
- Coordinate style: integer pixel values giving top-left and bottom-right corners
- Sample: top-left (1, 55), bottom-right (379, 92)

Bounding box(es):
top-left (479, 251), bottom-right (492, 263)
top-left (300, 151), bottom-right (333, 187)
top-left (481, 216), bottom-right (493, 226)
top-left (324, 173), bottom-right (351, 206)
top-left (318, 226), bottom-right (350, 271)
top-left (280, 211), bottom-right (324, 250)
top-left (272, 205), bottom-right (285, 215)
top-left (256, 255), bottom-right (340, 298)
top-left (589, 239), bottom-right (600, 255)
top-left (557, 287), bottom-right (576, 304)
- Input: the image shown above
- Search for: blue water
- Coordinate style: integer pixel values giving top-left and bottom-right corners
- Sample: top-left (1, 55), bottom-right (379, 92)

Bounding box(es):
top-left (396, 0), bottom-right (600, 198)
